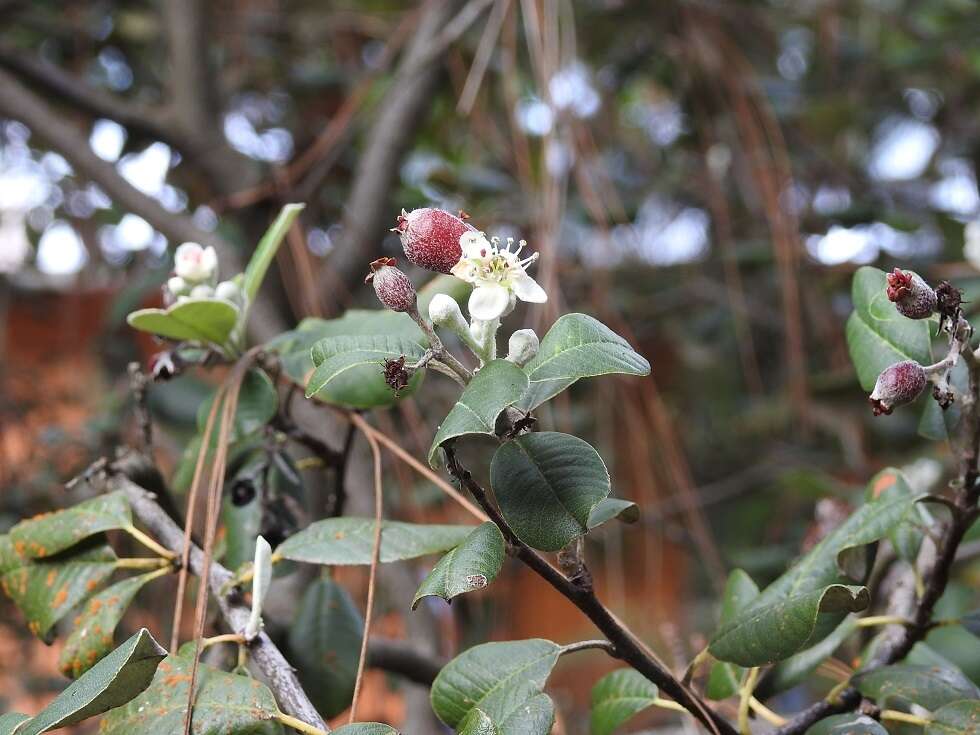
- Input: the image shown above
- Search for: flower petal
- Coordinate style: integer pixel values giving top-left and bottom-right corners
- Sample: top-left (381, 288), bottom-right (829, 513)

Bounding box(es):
top-left (450, 260), bottom-right (475, 282)
top-left (468, 284), bottom-right (511, 321)
top-left (512, 273), bottom-right (547, 303)
top-left (460, 231), bottom-right (491, 259)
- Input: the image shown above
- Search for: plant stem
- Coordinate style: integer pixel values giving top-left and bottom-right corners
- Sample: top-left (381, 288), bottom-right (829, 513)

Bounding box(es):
top-left (559, 639), bottom-right (616, 656)
top-left (854, 615), bottom-right (912, 628)
top-left (407, 306), bottom-right (472, 383)
top-left (738, 667), bottom-right (760, 735)
top-left (201, 633), bottom-right (246, 649)
top-left (123, 524), bottom-right (177, 560)
top-left (880, 710), bottom-right (931, 727)
top-left (652, 698), bottom-right (689, 713)
top-left (115, 557), bottom-right (172, 570)
top-left (275, 712), bottom-right (329, 735)
top-left (750, 697), bottom-right (787, 726)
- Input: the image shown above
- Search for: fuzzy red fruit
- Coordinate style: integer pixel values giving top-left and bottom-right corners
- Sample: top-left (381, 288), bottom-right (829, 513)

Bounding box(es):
top-left (886, 268), bottom-right (937, 320)
top-left (366, 257), bottom-right (417, 313)
top-left (394, 208), bottom-right (475, 274)
top-left (869, 360), bottom-right (926, 416)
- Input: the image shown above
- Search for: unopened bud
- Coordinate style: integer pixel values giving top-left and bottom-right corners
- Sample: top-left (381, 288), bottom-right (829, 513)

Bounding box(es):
top-left (189, 284), bottom-right (215, 299)
top-left (869, 360), bottom-right (926, 416)
top-left (506, 329), bottom-right (539, 366)
top-left (366, 257), bottom-right (417, 313)
top-left (214, 280), bottom-right (244, 306)
top-left (166, 276), bottom-right (188, 297)
top-left (244, 535), bottom-right (272, 642)
top-left (886, 269), bottom-right (937, 320)
top-left (174, 242), bottom-right (218, 283)
top-left (393, 207), bottom-right (476, 274)
top-left (429, 293), bottom-right (467, 329)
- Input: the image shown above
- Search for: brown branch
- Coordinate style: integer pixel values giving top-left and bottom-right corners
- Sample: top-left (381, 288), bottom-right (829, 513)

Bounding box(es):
top-left (0, 67), bottom-right (287, 342)
top-left (442, 446), bottom-right (737, 735)
top-left (102, 466), bottom-right (329, 731)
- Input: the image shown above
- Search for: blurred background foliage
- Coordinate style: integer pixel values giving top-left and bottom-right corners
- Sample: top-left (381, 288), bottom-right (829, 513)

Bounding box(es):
top-left (2, 0), bottom-right (980, 732)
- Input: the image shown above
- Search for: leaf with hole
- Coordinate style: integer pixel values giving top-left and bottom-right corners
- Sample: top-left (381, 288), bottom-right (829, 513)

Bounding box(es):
top-left (243, 203), bottom-right (305, 301)
top-left (1, 540), bottom-right (117, 641)
top-left (288, 578), bottom-right (363, 719)
top-left (9, 491), bottom-right (131, 560)
top-left (590, 668), bottom-right (658, 735)
top-left (127, 298), bottom-right (240, 346)
top-left (804, 713), bottom-right (888, 735)
top-left (306, 334), bottom-right (427, 408)
top-left (431, 639), bottom-right (560, 730)
top-left (58, 570), bottom-right (163, 678)
top-left (100, 652), bottom-right (282, 734)
top-left (491, 432), bottom-right (610, 552)
top-left (709, 490), bottom-right (914, 666)
top-left (519, 313), bottom-right (650, 410)
top-left (413, 522), bottom-right (505, 609)
top-left (20, 629), bottom-right (165, 735)
top-left (706, 569), bottom-right (760, 700)
top-left (276, 518), bottom-right (475, 565)
top-left (428, 360), bottom-right (529, 467)
top-left (854, 663), bottom-right (980, 710)
top-left (926, 700), bottom-right (980, 735)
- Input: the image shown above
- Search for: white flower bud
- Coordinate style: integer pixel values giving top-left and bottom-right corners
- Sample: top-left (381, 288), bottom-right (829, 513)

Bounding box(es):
top-left (244, 535), bottom-right (272, 642)
top-left (429, 293), bottom-right (467, 329)
top-left (189, 284), bottom-right (214, 299)
top-left (214, 280), bottom-right (243, 305)
top-left (166, 276), bottom-right (188, 296)
top-left (174, 242), bottom-right (218, 282)
top-left (506, 329), bottom-right (539, 366)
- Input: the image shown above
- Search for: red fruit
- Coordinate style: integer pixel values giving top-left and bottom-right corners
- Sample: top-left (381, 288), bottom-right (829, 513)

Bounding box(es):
top-left (886, 268), bottom-right (936, 320)
top-left (393, 208), bottom-right (475, 274)
top-left (869, 360), bottom-right (926, 416)
top-left (365, 257), bottom-right (417, 313)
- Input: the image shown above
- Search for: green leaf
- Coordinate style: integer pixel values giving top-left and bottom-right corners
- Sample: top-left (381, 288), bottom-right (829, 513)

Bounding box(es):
top-left (926, 700), bottom-right (980, 735)
top-left (428, 360), bottom-right (529, 467)
top-left (10, 491), bottom-right (131, 560)
top-left (413, 522), bottom-right (505, 609)
top-left (706, 569), bottom-right (760, 700)
top-left (431, 639), bottom-right (560, 729)
top-left (21, 629), bottom-right (166, 735)
top-left (306, 334), bottom-right (427, 408)
top-left (0, 714), bottom-right (30, 735)
top-left (332, 725), bottom-right (399, 735)
top-left (845, 266), bottom-right (932, 392)
top-left (804, 713), bottom-right (888, 735)
top-left (586, 498), bottom-right (639, 529)
top-left (288, 578), bottom-right (363, 719)
top-left (496, 693), bottom-right (554, 735)
top-left (100, 653), bottom-right (282, 734)
top-left (491, 432), bottom-right (610, 552)
top-left (863, 467), bottom-right (929, 564)
top-left (854, 664), bottom-right (980, 710)
top-left (276, 518), bottom-right (475, 565)
top-left (243, 203), bottom-right (305, 301)
top-left (268, 310), bottom-right (425, 384)
top-left (459, 709), bottom-right (497, 735)
top-left (58, 570), bottom-right (162, 678)
top-left (589, 668), bottom-right (658, 735)
top-left (198, 368), bottom-right (278, 443)
top-left (127, 298), bottom-right (239, 346)
top-left (709, 490), bottom-right (915, 666)
top-left (1, 541), bottom-right (117, 641)
top-left (519, 314), bottom-right (650, 410)
top-left (765, 616), bottom-right (858, 695)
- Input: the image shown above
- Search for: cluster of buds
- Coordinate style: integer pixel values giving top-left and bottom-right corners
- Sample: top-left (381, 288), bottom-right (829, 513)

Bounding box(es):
top-left (164, 242), bottom-right (244, 307)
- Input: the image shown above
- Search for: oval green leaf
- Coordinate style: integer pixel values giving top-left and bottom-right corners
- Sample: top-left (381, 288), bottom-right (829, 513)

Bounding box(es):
top-left (413, 522), bottom-right (505, 609)
top-left (854, 664), bottom-right (980, 710)
top-left (706, 569), bottom-right (760, 700)
top-left (459, 708), bottom-right (497, 735)
top-left (333, 725), bottom-right (399, 735)
top-left (431, 639), bottom-right (560, 730)
top-left (519, 313), bottom-right (650, 410)
top-left (804, 713), bottom-right (888, 735)
top-left (21, 629), bottom-right (166, 735)
top-left (10, 491), bottom-right (131, 560)
top-left (0, 714), bottom-right (30, 735)
top-left (491, 432), bottom-right (610, 552)
top-left (586, 498), bottom-right (639, 530)
top-left (428, 360), bottom-right (529, 467)
top-left (276, 518), bottom-right (475, 565)
top-left (926, 700), bottom-right (980, 735)
top-left (127, 298), bottom-right (239, 346)
top-left (590, 668), bottom-right (658, 735)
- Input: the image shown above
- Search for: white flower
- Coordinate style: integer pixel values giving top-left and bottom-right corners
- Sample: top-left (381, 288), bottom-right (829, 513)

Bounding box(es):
top-left (244, 536), bottom-right (272, 642)
top-left (450, 231), bottom-right (547, 321)
top-left (174, 242), bottom-right (218, 282)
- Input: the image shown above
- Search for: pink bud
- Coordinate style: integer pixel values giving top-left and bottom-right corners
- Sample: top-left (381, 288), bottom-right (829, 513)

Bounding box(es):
top-left (393, 208), bottom-right (475, 274)
top-left (886, 268), bottom-right (936, 320)
top-left (869, 360), bottom-right (926, 416)
top-left (365, 257), bottom-right (417, 313)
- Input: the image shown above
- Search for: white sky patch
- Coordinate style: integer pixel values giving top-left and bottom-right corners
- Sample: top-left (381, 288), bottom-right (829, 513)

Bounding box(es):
top-left (549, 63), bottom-right (601, 119)
top-left (807, 221), bottom-right (939, 265)
top-left (930, 158), bottom-right (979, 216)
top-left (224, 112), bottom-right (293, 162)
top-left (118, 142), bottom-right (171, 196)
top-left (515, 97), bottom-right (554, 137)
top-left (612, 195), bottom-right (709, 265)
top-left (36, 220), bottom-right (88, 276)
top-left (868, 117), bottom-right (939, 181)
top-left (90, 119), bottom-right (127, 162)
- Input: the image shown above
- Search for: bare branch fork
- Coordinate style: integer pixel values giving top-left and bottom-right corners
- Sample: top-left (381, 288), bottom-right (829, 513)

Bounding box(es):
top-left (442, 446), bottom-right (737, 735)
